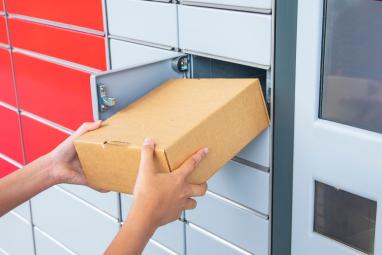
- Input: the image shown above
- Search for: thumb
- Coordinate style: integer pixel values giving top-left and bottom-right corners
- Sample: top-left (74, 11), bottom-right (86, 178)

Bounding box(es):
top-left (139, 138), bottom-right (155, 170)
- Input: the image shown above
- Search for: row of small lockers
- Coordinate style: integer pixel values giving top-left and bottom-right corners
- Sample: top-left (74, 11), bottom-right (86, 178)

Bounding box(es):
top-left (0, 0), bottom-right (273, 254)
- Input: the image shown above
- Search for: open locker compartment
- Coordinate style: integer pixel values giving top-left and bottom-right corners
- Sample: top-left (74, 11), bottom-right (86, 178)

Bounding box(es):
top-left (90, 53), bottom-right (272, 169)
top-left (190, 55), bottom-right (271, 170)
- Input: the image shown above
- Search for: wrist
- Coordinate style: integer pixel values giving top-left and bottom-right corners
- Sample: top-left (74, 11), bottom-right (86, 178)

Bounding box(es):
top-left (41, 153), bottom-right (62, 186)
top-left (128, 200), bottom-right (159, 234)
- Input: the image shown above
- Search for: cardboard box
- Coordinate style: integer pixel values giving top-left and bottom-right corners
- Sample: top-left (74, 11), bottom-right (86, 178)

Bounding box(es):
top-left (74, 78), bottom-right (269, 194)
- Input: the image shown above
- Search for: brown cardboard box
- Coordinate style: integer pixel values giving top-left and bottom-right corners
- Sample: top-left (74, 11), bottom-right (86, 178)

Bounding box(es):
top-left (74, 78), bottom-right (269, 194)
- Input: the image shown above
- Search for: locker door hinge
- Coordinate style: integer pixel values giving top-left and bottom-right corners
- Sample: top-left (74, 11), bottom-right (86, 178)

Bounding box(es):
top-left (266, 69), bottom-right (272, 104)
top-left (97, 84), bottom-right (116, 112)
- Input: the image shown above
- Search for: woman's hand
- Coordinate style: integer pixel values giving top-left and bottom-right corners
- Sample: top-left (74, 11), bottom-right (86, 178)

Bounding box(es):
top-left (0, 121), bottom-right (103, 217)
top-left (132, 138), bottom-right (208, 228)
top-left (105, 138), bottom-right (208, 255)
top-left (47, 121), bottom-right (102, 185)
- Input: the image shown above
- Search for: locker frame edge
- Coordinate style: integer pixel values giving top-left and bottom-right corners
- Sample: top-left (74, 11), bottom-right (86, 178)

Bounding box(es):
top-left (271, 0), bottom-right (298, 254)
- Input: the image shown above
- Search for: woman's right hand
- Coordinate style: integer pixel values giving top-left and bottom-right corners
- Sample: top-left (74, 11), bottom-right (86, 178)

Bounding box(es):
top-left (131, 138), bottom-right (208, 228)
top-left (105, 138), bottom-right (208, 255)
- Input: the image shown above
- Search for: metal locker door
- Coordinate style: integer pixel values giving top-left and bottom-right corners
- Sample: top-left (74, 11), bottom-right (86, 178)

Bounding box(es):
top-left (91, 56), bottom-right (187, 120)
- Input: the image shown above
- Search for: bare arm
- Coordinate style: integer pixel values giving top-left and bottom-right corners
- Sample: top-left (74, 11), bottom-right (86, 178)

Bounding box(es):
top-left (105, 138), bottom-right (208, 255)
top-left (0, 121), bottom-right (102, 216)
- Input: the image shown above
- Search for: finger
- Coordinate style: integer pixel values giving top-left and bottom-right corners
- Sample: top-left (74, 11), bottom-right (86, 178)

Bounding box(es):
top-left (139, 138), bottom-right (156, 170)
top-left (75, 121), bottom-right (102, 137)
top-left (184, 198), bottom-right (197, 210)
top-left (95, 188), bottom-right (110, 193)
top-left (176, 148), bottom-right (208, 179)
top-left (186, 183), bottom-right (207, 197)
top-left (56, 121), bottom-right (102, 152)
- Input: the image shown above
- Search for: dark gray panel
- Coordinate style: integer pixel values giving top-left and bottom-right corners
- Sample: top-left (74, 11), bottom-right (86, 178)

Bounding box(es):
top-left (272, 0), bottom-right (298, 254)
top-left (192, 55), bottom-right (267, 95)
top-left (314, 181), bottom-right (376, 255)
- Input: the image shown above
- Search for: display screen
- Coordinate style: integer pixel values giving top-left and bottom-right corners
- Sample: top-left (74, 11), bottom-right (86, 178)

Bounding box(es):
top-left (314, 181), bottom-right (376, 254)
top-left (320, 0), bottom-right (382, 133)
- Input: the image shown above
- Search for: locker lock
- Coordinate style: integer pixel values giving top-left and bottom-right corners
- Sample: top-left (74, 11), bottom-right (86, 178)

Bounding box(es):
top-left (97, 84), bottom-right (116, 112)
top-left (171, 56), bottom-right (189, 73)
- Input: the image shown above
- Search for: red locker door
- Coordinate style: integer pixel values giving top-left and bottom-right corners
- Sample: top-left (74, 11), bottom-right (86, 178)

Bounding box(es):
top-left (21, 115), bottom-right (69, 163)
top-left (0, 48), bottom-right (17, 107)
top-left (0, 16), bottom-right (8, 45)
top-left (6, 0), bottom-right (104, 32)
top-left (9, 18), bottom-right (107, 70)
top-left (0, 1), bottom-right (4, 12)
top-left (13, 52), bottom-right (94, 130)
top-left (0, 158), bottom-right (19, 178)
top-left (0, 106), bottom-right (23, 164)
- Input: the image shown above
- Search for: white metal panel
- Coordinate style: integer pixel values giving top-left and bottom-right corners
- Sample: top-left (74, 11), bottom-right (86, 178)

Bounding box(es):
top-left (121, 195), bottom-right (184, 254)
top-left (208, 160), bottom-right (270, 215)
top-left (34, 227), bottom-right (76, 255)
top-left (186, 224), bottom-right (251, 255)
top-left (0, 212), bottom-right (34, 255)
top-left (178, 5), bottom-right (272, 68)
top-left (143, 240), bottom-right (177, 255)
top-left (151, 221), bottom-right (184, 254)
top-left (292, 0), bottom-right (382, 254)
top-left (121, 194), bottom-right (134, 219)
top-left (110, 39), bottom-right (181, 69)
top-left (13, 201), bottom-right (31, 222)
top-left (186, 192), bottom-right (269, 255)
top-left (106, 0), bottom-right (178, 48)
top-left (237, 127), bottom-right (270, 167)
top-left (180, 0), bottom-right (272, 12)
top-left (31, 186), bottom-right (119, 255)
top-left (60, 184), bottom-right (119, 219)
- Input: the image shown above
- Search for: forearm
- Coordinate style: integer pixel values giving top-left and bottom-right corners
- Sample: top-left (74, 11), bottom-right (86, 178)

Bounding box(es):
top-left (105, 204), bottom-right (157, 255)
top-left (0, 155), bottom-right (56, 216)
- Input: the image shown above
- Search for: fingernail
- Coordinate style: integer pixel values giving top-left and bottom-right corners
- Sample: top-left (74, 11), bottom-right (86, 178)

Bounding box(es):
top-left (143, 138), bottom-right (153, 145)
top-left (203, 148), bottom-right (209, 155)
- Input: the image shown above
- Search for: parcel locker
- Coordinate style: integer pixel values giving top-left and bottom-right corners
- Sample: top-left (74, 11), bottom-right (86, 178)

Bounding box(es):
top-left (208, 160), bottom-right (270, 215)
top-left (106, 0), bottom-right (178, 48)
top-left (0, 212), bottom-right (34, 255)
top-left (143, 240), bottom-right (178, 255)
top-left (6, 0), bottom-right (104, 31)
top-left (14, 52), bottom-right (94, 130)
top-left (20, 113), bottom-right (69, 163)
top-left (186, 192), bottom-right (269, 255)
top-left (31, 186), bottom-right (120, 255)
top-left (179, 0), bottom-right (272, 12)
top-left (0, 48), bottom-right (17, 107)
top-left (0, 16), bottom-right (8, 45)
top-left (34, 227), bottom-right (75, 255)
top-left (0, 105), bottom-right (23, 164)
top-left (0, 157), bottom-right (18, 178)
top-left (178, 5), bottom-right (272, 68)
top-left (186, 224), bottom-right (251, 255)
top-left (109, 39), bottom-right (181, 69)
top-left (8, 18), bottom-right (107, 70)
top-left (121, 195), bottom-right (185, 254)
top-left (0, 0), bottom-right (303, 254)
top-left (60, 184), bottom-right (120, 219)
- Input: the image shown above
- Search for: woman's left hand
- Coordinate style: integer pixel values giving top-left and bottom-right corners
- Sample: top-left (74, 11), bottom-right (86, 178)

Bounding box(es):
top-left (47, 121), bottom-right (102, 186)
